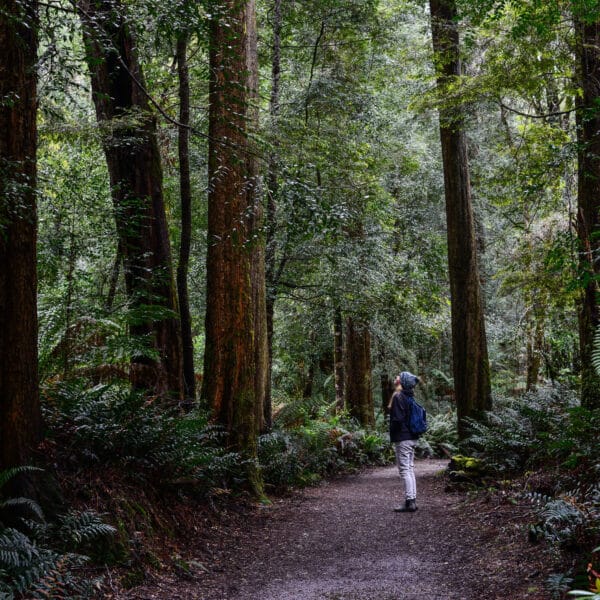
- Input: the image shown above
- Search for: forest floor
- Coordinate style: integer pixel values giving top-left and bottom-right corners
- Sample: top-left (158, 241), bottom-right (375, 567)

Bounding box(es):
top-left (111, 459), bottom-right (551, 600)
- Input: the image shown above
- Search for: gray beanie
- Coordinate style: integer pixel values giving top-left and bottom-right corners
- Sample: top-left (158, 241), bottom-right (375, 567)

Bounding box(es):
top-left (400, 371), bottom-right (420, 392)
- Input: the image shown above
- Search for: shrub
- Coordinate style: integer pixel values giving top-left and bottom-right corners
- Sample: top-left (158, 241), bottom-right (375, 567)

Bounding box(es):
top-left (44, 382), bottom-right (246, 492)
top-left (420, 410), bottom-right (458, 457)
top-left (259, 397), bottom-right (393, 491)
top-left (461, 387), bottom-right (576, 474)
top-left (0, 468), bottom-right (114, 599)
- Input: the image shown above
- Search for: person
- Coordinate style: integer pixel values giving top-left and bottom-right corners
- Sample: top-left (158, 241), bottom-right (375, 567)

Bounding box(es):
top-left (388, 371), bottom-right (421, 513)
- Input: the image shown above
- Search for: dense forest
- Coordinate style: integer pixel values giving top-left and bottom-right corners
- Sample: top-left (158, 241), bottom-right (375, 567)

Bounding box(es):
top-left (1, 0), bottom-right (600, 597)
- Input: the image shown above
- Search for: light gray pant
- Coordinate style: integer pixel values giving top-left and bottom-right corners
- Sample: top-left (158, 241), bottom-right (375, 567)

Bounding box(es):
top-left (394, 440), bottom-right (417, 501)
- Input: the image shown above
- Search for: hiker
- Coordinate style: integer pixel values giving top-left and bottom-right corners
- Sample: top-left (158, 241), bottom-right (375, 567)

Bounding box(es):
top-left (388, 371), bottom-right (422, 513)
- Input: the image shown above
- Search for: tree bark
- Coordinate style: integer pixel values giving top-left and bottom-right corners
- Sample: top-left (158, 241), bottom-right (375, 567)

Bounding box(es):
top-left (176, 35), bottom-right (196, 403)
top-left (79, 0), bottom-right (184, 399)
top-left (264, 0), bottom-right (282, 431)
top-left (333, 306), bottom-right (345, 411)
top-left (344, 317), bottom-right (374, 427)
top-left (526, 313), bottom-right (544, 392)
top-left (105, 238), bottom-right (122, 311)
top-left (575, 15), bottom-right (600, 409)
top-left (202, 0), bottom-right (266, 494)
top-left (0, 0), bottom-right (42, 473)
top-left (429, 0), bottom-right (491, 437)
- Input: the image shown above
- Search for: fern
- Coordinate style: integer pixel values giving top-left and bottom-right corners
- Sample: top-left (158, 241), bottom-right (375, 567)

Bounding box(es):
top-left (0, 468), bottom-right (114, 598)
top-left (0, 466), bottom-right (42, 491)
top-left (592, 326), bottom-right (600, 377)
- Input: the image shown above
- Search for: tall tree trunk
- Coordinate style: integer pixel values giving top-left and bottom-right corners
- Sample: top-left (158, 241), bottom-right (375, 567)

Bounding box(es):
top-left (176, 35), bottom-right (196, 403)
top-left (202, 0), bottom-right (265, 494)
top-left (264, 0), bottom-right (282, 431)
top-left (79, 0), bottom-right (184, 399)
top-left (344, 317), bottom-right (374, 427)
top-left (377, 344), bottom-right (394, 415)
top-left (429, 0), bottom-right (491, 437)
top-left (105, 238), bottom-right (122, 311)
top-left (575, 15), bottom-right (600, 410)
top-left (526, 312), bottom-right (544, 392)
top-left (0, 0), bottom-right (42, 475)
top-left (333, 306), bottom-right (345, 411)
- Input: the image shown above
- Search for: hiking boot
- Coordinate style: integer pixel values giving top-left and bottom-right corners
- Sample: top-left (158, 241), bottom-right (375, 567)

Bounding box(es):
top-left (393, 499), bottom-right (417, 513)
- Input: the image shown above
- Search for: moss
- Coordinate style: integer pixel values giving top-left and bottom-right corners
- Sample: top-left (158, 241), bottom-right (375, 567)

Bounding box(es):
top-left (450, 454), bottom-right (484, 473)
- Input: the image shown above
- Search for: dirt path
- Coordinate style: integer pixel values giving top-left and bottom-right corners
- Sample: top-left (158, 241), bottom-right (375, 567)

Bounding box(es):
top-left (126, 460), bottom-right (549, 600)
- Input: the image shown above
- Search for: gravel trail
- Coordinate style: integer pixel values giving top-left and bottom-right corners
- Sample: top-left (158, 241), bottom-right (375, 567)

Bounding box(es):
top-left (127, 460), bottom-right (549, 600)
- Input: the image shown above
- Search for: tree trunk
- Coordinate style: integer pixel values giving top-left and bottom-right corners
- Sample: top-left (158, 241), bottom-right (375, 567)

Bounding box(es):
top-left (79, 0), bottom-right (184, 399)
top-left (202, 0), bottom-right (265, 494)
top-left (344, 317), bottom-right (374, 427)
top-left (176, 35), bottom-right (196, 403)
top-left (333, 307), bottom-right (345, 411)
top-left (264, 0), bottom-right (282, 431)
top-left (0, 0), bottom-right (42, 474)
top-left (429, 0), bottom-right (491, 437)
top-left (526, 314), bottom-right (544, 392)
top-left (575, 15), bottom-right (600, 410)
top-left (105, 238), bottom-right (122, 311)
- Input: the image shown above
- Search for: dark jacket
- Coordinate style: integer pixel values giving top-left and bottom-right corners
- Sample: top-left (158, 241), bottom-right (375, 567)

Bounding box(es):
top-left (389, 391), bottom-right (419, 443)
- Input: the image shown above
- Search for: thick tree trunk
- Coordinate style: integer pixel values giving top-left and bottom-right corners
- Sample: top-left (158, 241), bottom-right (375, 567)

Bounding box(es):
top-left (264, 0), bottom-right (282, 431)
top-left (575, 16), bottom-right (600, 410)
top-left (0, 0), bottom-right (42, 473)
top-left (79, 0), bottom-right (184, 399)
top-left (344, 317), bottom-right (374, 427)
top-left (202, 0), bottom-right (265, 493)
top-left (176, 35), bottom-right (196, 403)
top-left (333, 307), bottom-right (345, 411)
top-left (248, 0), bottom-right (269, 435)
top-left (429, 0), bottom-right (491, 437)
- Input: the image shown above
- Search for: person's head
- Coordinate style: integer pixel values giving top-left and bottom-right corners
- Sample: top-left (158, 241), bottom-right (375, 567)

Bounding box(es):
top-left (399, 371), bottom-right (420, 393)
top-left (394, 375), bottom-right (402, 391)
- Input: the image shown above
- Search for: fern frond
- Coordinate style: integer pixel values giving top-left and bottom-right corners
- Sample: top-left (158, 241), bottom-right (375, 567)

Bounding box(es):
top-left (0, 467), bottom-right (42, 492)
top-left (0, 497), bottom-right (44, 521)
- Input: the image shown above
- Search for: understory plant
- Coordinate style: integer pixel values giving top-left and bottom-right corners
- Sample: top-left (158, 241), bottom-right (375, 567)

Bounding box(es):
top-left (418, 410), bottom-right (458, 457)
top-left (458, 386), bottom-right (600, 597)
top-left (259, 396), bottom-right (393, 490)
top-left (0, 467), bottom-right (115, 599)
top-left (43, 382), bottom-right (246, 493)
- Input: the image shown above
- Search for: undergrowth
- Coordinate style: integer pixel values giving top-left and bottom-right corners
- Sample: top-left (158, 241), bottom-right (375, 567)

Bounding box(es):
top-left (44, 381), bottom-right (246, 492)
top-left (0, 467), bottom-right (114, 599)
top-left (259, 395), bottom-right (393, 491)
top-left (455, 386), bottom-right (600, 599)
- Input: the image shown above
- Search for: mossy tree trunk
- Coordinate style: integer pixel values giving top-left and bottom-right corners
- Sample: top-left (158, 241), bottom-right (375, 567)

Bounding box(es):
top-left (202, 0), bottom-right (266, 494)
top-left (429, 0), bottom-right (492, 437)
top-left (344, 317), bottom-right (374, 427)
top-left (0, 0), bottom-right (42, 476)
top-left (79, 0), bottom-right (184, 399)
top-left (575, 14), bottom-right (600, 410)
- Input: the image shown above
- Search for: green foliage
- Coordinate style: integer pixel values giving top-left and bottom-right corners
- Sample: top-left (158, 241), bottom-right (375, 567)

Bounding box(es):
top-left (0, 469), bottom-right (113, 599)
top-left (259, 397), bottom-right (392, 491)
top-left (461, 387), bottom-right (581, 474)
top-left (567, 547), bottom-right (600, 598)
top-left (419, 410), bottom-right (459, 457)
top-left (44, 382), bottom-right (246, 492)
top-left (527, 494), bottom-right (592, 549)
